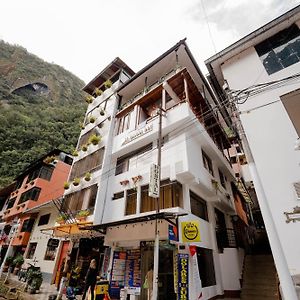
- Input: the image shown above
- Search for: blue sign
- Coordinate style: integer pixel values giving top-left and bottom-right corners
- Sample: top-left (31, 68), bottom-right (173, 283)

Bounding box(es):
top-left (177, 253), bottom-right (189, 300)
top-left (168, 224), bottom-right (178, 242)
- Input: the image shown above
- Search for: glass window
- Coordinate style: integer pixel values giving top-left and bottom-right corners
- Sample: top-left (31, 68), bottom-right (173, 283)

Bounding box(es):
top-left (255, 24), bottom-right (300, 75)
top-left (27, 166), bottom-right (53, 182)
top-left (21, 219), bottom-right (35, 232)
top-left (190, 191), bottom-right (208, 221)
top-left (18, 188), bottom-right (41, 204)
top-left (6, 197), bottom-right (16, 209)
top-left (125, 189), bottom-right (137, 215)
top-left (38, 214), bottom-right (51, 226)
top-left (44, 244), bottom-right (58, 261)
top-left (202, 150), bottom-right (214, 176)
top-left (26, 242), bottom-right (37, 259)
top-left (218, 169), bottom-right (226, 189)
top-left (112, 192), bottom-right (124, 200)
top-left (116, 110), bottom-right (132, 135)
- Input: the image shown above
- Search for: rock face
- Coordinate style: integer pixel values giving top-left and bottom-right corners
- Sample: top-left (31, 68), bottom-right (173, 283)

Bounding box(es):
top-left (0, 40), bottom-right (87, 187)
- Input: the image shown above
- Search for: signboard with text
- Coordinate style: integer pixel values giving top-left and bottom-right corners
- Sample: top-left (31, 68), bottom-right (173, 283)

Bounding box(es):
top-left (178, 253), bottom-right (189, 300)
top-left (181, 221), bottom-right (201, 243)
top-left (149, 164), bottom-right (160, 198)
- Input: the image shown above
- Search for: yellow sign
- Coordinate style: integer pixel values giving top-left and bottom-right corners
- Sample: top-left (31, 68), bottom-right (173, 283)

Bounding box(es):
top-left (181, 221), bottom-right (200, 243)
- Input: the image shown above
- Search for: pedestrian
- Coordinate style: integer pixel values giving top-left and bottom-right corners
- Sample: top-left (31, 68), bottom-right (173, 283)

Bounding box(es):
top-left (82, 259), bottom-right (98, 300)
top-left (143, 264), bottom-right (154, 300)
top-left (56, 253), bottom-right (71, 300)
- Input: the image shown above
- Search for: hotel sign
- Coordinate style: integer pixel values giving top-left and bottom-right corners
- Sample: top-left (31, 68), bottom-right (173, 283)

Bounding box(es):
top-left (149, 163), bottom-right (160, 198)
top-left (178, 253), bottom-right (189, 300)
top-left (181, 221), bottom-right (201, 243)
top-left (122, 124), bottom-right (153, 146)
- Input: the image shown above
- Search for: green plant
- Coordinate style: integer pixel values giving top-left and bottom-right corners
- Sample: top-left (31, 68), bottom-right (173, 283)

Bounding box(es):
top-left (56, 215), bottom-right (67, 223)
top-left (88, 134), bottom-right (101, 145)
top-left (99, 108), bottom-right (105, 116)
top-left (104, 79), bottom-right (112, 89)
top-left (76, 209), bottom-right (90, 218)
top-left (89, 116), bottom-right (96, 123)
top-left (73, 177), bottom-right (80, 186)
top-left (13, 255), bottom-right (24, 267)
top-left (5, 256), bottom-right (14, 266)
top-left (63, 182), bottom-right (70, 190)
top-left (72, 149), bottom-right (79, 157)
top-left (81, 144), bottom-right (88, 152)
top-left (79, 121), bottom-right (85, 130)
top-left (85, 95), bottom-right (93, 104)
top-left (84, 172), bottom-right (91, 181)
top-left (94, 87), bottom-right (103, 96)
top-left (43, 155), bottom-right (56, 164)
top-left (27, 270), bottom-right (43, 293)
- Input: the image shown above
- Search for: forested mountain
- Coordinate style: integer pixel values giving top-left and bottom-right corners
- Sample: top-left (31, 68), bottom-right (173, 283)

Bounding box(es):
top-left (0, 40), bottom-right (87, 188)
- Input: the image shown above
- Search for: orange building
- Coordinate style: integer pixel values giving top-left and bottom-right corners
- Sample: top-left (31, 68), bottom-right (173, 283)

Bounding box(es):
top-left (0, 149), bottom-right (72, 256)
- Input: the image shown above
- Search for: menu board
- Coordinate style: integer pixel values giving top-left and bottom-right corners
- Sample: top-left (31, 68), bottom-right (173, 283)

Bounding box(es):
top-left (125, 249), bottom-right (141, 288)
top-left (110, 251), bottom-right (127, 297)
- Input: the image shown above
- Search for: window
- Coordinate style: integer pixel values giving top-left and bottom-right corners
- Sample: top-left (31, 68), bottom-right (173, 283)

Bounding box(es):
top-left (196, 247), bottom-right (216, 287)
top-left (6, 197), bottom-right (16, 209)
top-left (26, 243), bottom-right (37, 259)
top-left (218, 169), bottom-right (226, 189)
top-left (112, 192), bottom-right (124, 200)
top-left (190, 191), bottom-right (208, 221)
top-left (77, 128), bottom-right (99, 150)
top-left (18, 188), bottom-right (41, 204)
top-left (115, 143), bottom-right (152, 175)
top-left (15, 179), bottom-right (23, 190)
top-left (230, 156), bottom-right (237, 164)
top-left (202, 150), bottom-right (214, 176)
top-left (255, 24), bottom-right (300, 75)
top-left (141, 180), bottom-right (183, 213)
top-left (84, 100), bottom-right (108, 126)
top-left (125, 189), bottom-right (137, 215)
top-left (69, 148), bottom-right (105, 180)
top-left (116, 110), bottom-right (132, 135)
top-left (27, 166), bottom-right (54, 182)
top-left (38, 214), bottom-right (51, 226)
top-left (21, 219), bottom-right (35, 232)
top-left (44, 244), bottom-right (58, 261)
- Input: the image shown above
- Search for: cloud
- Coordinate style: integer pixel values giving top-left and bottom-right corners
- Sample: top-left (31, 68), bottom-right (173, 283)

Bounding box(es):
top-left (189, 0), bottom-right (299, 37)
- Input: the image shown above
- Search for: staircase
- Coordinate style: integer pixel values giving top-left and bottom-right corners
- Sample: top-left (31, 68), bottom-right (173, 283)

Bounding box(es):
top-left (241, 255), bottom-right (279, 300)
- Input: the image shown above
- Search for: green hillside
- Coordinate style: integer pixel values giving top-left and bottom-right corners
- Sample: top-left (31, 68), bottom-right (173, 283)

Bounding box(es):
top-left (0, 40), bottom-right (87, 188)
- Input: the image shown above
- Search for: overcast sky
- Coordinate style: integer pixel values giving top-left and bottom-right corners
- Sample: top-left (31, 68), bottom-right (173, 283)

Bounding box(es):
top-left (1, 0), bottom-right (299, 83)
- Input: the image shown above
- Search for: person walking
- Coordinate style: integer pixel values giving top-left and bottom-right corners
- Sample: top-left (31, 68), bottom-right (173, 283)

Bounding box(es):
top-left (143, 264), bottom-right (154, 300)
top-left (82, 259), bottom-right (98, 300)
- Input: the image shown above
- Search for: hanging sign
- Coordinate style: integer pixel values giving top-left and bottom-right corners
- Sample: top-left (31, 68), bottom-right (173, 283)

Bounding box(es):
top-left (177, 253), bottom-right (189, 300)
top-left (168, 224), bottom-right (178, 242)
top-left (149, 164), bottom-right (160, 198)
top-left (181, 221), bottom-right (200, 243)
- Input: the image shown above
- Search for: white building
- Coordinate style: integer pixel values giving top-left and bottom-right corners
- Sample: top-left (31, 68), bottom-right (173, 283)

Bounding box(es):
top-left (84, 40), bottom-right (250, 300)
top-left (205, 4), bottom-right (300, 297)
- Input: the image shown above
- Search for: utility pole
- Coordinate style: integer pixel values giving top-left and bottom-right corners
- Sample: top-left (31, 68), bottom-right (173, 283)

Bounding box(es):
top-left (152, 105), bottom-right (163, 300)
top-left (229, 93), bottom-right (298, 300)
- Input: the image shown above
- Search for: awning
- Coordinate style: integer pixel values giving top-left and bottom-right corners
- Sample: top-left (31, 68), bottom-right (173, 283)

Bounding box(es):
top-left (41, 221), bottom-right (94, 238)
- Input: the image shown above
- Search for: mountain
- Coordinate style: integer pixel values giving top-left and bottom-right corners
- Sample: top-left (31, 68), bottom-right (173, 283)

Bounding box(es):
top-left (0, 40), bottom-right (87, 188)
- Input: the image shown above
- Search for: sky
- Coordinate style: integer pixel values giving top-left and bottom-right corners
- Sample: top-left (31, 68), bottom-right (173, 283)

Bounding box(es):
top-left (1, 0), bottom-right (299, 83)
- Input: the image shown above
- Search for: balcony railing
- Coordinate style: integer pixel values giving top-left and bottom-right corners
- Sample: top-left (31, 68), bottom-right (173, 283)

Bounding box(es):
top-left (216, 228), bottom-right (240, 251)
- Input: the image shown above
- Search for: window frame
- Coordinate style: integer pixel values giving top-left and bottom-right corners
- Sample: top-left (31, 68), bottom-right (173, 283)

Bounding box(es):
top-left (38, 214), bottom-right (51, 226)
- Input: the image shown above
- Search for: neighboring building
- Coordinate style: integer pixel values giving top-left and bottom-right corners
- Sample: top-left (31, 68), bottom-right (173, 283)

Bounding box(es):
top-left (0, 149), bottom-right (72, 282)
top-left (206, 3), bottom-right (300, 292)
top-left (63, 40), bottom-right (251, 300)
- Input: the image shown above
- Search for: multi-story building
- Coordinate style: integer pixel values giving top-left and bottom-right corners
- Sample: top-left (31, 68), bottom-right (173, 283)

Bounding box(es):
top-left (0, 149), bottom-right (72, 282)
top-left (70, 40), bottom-right (250, 300)
top-left (205, 5), bottom-right (300, 299)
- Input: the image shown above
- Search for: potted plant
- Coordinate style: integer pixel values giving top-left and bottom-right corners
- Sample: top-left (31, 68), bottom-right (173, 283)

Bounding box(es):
top-left (84, 172), bottom-right (91, 181)
top-left (72, 149), bottom-right (79, 157)
top-left (56, 215), bottom-right (67, 224)
top-left (79, 121), bottom-right (85, 130)
top-left (89, 116), bottom-right (96, 123)
top-left (13, 255), bottom-right (24, 275)
top-left (63, 182), bottom-right (70, 190)
top-left (99, 108), bottom-right (105, 116)
top-left (81, 144), bottom-right (88, 152)
top-left (26, 269), bottom-right (43, 294)
top-left (85, 95), bottom-right (93, 104)
top-left (94, 87), bottom-right (103, 96)
top-left (76, 210), bottom-right (90, 222)
top-left (104, 79), bottom-right (112, 89)
top-left (88, 134), bottom-right (101, 145)
top-left (43, 155), bottom-right (56, 165)
top-left (73, 178), bottom-right (80, 186)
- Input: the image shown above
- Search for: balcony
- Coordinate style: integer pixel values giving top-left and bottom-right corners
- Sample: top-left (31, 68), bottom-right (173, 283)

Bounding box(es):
top-left (216, 228), bottom-right (242, 252)
top-left (11, 231), bottom-right (31, 246)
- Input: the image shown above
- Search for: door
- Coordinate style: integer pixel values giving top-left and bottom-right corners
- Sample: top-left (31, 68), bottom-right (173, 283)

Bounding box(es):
top-left (54, 241), bottom-right (70, 286)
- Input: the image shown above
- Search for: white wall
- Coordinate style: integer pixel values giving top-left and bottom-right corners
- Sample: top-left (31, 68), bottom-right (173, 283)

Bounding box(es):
top-left (221, 44), bottom-right (300, 274)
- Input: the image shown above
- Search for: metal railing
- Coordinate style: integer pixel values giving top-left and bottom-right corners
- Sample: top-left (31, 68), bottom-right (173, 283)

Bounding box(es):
top-left (215, 228), bottom-right (238, 250)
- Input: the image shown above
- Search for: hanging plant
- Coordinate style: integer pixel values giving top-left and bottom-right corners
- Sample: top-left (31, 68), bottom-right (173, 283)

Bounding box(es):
top-left (85, 95), bottom-right (94, 104)
top-left (89, 116), bottom-right (96, 123)
top-left (98, 122), bottom-right (104, 129)
top-left (76, 209), bottom-right (90, 221)
top-left (99, 108), bottom-right (105, 116)
top-left (84, 172), bottom-right (91, 181)
top-left (94, 87), bottom-right (103, 96)
top-left (72, 150), bottom-right (79, 157)
top-left (56, 215), bottom-right (67, 224)
top-left (120, 180), bottom-right (129, 186)
top-left (104, 79), bottom-right (112, 89)
top-left (79, 121), bottom-right (85, 130)
top-left (73, 178), bottom-right (80, 186)
top-left (211, 179), bottom-right (219, 193)
top-left (81, 144), bottom-right (88, 152)
top-left (88, 134), bottom-right (101, 145)
top-left (63, 182), bottom-right (70, 190)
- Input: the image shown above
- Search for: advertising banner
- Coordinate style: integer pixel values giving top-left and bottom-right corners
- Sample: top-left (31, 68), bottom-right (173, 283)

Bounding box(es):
top-left (177, 253), bottom-right (189, 300)
top-left (181, 221), bottom-right (200, 243)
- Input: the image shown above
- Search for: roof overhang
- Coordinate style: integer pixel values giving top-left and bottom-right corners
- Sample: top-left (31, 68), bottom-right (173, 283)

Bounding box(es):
top-left (24, 199), bottom-right (55, 213)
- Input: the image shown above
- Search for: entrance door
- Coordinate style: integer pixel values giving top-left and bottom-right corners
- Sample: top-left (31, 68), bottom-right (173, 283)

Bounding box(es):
top-left (54, 241), bottom-right (70, 286)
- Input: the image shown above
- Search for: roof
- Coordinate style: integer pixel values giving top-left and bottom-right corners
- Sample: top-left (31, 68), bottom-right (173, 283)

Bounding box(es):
top-left (205, 5), bottom-right (300, 92)
top-left (82, 57), bottom-right (135, 95)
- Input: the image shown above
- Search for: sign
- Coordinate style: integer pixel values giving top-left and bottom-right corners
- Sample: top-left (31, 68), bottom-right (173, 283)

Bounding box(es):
top-left (122, 124), bottom-right (153, 146)
top-left (149, 164), bottom-right (160, 198)
top-left (169, 225), bottom-right (178, 242)
top-left (125, 249), bottom-right (141, 290)
top-left (189, 246), bottom-right (203, 300)
top-left (110, 251), bottom-right (127, 297)
top-left (47, 238), bottom-right (59, 248)
top-left (181, 221), bottom-right (200, 243)
top-left (178, 253), bottom-right (189, 300)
